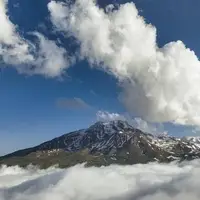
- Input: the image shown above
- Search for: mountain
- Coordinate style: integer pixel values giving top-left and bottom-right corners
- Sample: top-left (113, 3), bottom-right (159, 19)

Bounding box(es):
top-left (1, 120), bottom-right (200, 168)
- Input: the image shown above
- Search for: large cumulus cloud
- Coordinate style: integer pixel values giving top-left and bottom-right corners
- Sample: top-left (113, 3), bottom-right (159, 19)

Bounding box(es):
top-left (1, 161), bottom-right (200, 200)
top-left (2, 0), bottom-right (200, 126)
top-left (48, 0), bottom-right (200, 126)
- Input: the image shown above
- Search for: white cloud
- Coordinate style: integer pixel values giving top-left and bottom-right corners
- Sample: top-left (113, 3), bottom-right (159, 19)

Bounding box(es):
top-left (0, 0), bottom-right (70, 77)
top-left (96, 111), bottom-right (126, 122)
top-left (1, 161), bottom-right (200, 200)
top-left (31, 33), bottom-right (71, 77)
top-left (48, 0), bottom-right (200, 126)
top-left (130, 117), bottom-right (168, 136)
top-left (0, 165), bottom-right (62, 188)
top-left (0, 0), bottom-right (33, 65)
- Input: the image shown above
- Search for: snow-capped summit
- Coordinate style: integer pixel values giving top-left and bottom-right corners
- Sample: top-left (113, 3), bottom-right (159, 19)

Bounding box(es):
top-left (63, 120), bottom-right (138, 153)
top-left (87, 120), bottom-right (134, 135)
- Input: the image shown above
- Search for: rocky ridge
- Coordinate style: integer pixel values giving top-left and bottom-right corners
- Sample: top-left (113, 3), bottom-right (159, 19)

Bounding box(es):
top-left (1, 120), bottom-right (200, 168)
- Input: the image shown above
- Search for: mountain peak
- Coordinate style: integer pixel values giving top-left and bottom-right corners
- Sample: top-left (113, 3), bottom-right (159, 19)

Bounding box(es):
top-left (88, 120), bottom-right (133, 132)
top-left (1, 120), bottom-right (200, 168)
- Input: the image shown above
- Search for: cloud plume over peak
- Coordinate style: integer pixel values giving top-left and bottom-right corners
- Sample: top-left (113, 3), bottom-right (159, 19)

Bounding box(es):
top-left (96, 111), bottom-right (168, 136)
top-left (96, 111), bottom-right (126, 122)
top-left (48, 0), bottom-right (200, 126)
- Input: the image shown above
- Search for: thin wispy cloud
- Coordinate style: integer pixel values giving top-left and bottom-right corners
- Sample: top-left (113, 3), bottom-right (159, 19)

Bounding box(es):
top-left (56, 97), bottom-right (92, 110)
top-left (90, 90), bottom-right (97, 96)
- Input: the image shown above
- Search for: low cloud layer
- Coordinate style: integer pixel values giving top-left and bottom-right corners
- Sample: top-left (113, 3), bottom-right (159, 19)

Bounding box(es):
top-left (48, 0), bottom-right (200, 126)
top-left (1, 161), bottom-right (200, 200)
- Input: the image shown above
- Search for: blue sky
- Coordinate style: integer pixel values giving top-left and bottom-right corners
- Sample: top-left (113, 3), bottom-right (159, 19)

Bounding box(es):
top-left (1, 0), bottom-right (200, 155)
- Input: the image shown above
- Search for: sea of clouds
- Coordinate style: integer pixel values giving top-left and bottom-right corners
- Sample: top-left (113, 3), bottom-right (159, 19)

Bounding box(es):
top-left (1, 161), bottom-right (200, 200)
